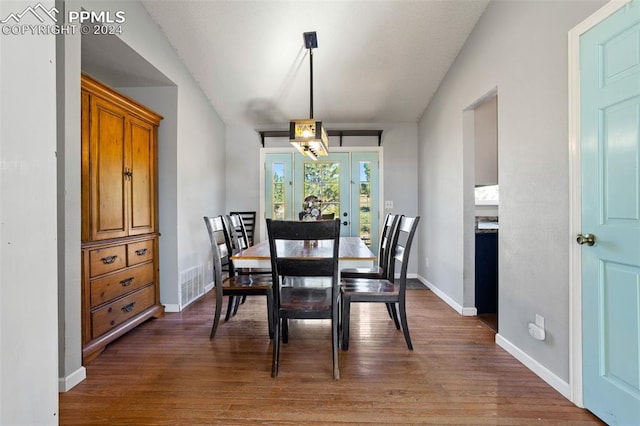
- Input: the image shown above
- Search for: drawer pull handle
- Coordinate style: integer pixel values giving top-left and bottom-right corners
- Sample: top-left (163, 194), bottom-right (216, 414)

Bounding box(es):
top-left (135, 248), bottom-right (148, 256)
top-left (101, 255), bottom-right (118, 264)
top-left (121, 302), bottom-right (136, 313)
top-left (120, 277), bottom-right (134, 287)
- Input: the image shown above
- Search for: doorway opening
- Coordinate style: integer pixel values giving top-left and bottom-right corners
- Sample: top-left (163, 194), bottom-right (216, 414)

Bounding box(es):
top-left (463, 90), bottom-right (499, 332)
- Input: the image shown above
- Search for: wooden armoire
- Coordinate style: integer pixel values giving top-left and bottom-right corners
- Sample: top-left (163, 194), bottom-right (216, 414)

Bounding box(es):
top-left (81, 74), bottom-right (164, 364)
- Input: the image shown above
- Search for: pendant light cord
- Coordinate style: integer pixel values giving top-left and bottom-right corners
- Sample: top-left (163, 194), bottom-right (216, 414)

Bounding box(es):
top-left (309, 48), bottom-right (314, 119)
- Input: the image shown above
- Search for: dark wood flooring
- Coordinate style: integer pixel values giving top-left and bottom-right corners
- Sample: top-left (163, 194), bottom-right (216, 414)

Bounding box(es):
top-left (59, 288), bottom-right (603, 425)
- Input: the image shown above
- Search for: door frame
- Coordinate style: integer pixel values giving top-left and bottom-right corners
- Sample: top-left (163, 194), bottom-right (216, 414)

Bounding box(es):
top-left (259, 146), bottom-right (384, 242)
top-left (568, 0), bottom-right (632, 408)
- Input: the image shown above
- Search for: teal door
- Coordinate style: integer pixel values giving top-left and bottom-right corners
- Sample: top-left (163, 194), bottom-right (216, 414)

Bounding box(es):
top-left (265, 151), bottom-right (380, 247)
top-left (580, 1), bottom-right (640, 424)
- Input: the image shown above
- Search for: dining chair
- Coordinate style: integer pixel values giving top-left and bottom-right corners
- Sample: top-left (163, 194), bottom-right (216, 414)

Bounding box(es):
top-left (341, 213), bottom-right (400, 279)
top-left (266, 218), bottom-right (341, 379)
top-left (219, 215), bottom-right (271, 317)
top-left (224, 214), bottom-right (271, 277)
top-left (203, 216), bottom-right (273, 339)
top-left (341, 213), bottom-right (401, 327)
top-left (229, 211), bottom-right (257, 246)
top-left (340, 215), bottom-right (420, 351)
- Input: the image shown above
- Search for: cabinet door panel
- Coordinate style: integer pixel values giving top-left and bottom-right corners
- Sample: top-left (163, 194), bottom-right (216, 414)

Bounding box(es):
top-left (128, 116), bottom-right (156, 235)
top-left (81, 91), bottom-right (91, 241)
top-left (90, 97), bottom-right (128, 240)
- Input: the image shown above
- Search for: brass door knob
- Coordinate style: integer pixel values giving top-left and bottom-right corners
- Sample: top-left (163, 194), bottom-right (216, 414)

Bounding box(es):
top-left (576, 233), bottom-right (596, 246)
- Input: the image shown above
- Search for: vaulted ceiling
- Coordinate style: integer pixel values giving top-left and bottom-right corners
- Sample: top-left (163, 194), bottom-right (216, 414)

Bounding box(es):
top-left (137, 1), bottom-right (488, 129)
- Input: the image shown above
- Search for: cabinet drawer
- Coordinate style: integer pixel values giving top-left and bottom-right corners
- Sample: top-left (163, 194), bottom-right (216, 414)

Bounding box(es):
top-left (89, 245), bottom-right (126, 277)
top-left (91, 285), bottom-right (155, 339)
top-left (128, 239), bottom-right (154, 266)
top-left (90, 262), bottom-right (154, 308)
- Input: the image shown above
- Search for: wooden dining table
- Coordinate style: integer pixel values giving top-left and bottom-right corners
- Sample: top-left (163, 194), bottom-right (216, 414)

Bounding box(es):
top-left (231, 237), bottom-right (376, 270)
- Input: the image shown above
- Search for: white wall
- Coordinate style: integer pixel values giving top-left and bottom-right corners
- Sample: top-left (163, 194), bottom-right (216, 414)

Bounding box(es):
top-left (56, 0), bottom-right (84, 392)
top-left (418, 0), bottom-right (605, 389)
top-left (225, 126), bottom-right (264, 222)
top-left (1, 0), bottom-right (59, 423)
top-left (474, 95), bottom-right (498, 186)
top-left (225, 122), bottom-right (420, 272)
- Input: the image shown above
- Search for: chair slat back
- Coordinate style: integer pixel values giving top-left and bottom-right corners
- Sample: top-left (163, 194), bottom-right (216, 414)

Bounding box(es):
top-left (220, 215), bottom-right (238, 252)
top-left (379, 214), bottom-right (401, 277)
top-left (230, 211), bottom-right (257, 246)
top-left (219, 215), bottom-right (244, 276)
top-left (388, 216), bottom-right (420, 287)
top-left (266, 219), bottom-right (340, 279)
top-left (229, 214), bottom-right (250, 250)
top-left (203, 216), bottom-right (228, 288)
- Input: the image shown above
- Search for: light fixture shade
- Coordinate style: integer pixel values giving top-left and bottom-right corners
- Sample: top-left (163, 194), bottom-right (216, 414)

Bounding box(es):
top-left (289, 119), bottom-right (329, 160)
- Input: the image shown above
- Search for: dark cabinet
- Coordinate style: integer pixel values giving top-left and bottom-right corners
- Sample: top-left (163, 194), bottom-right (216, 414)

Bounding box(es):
top-left (475, 231), bottom-right (498, 316)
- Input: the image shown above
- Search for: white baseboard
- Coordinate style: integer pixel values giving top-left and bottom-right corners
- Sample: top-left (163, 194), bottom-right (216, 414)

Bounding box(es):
top-left (417, 275), bottom-right (475, 316)
top-left (163, 303), bottom-right (181, 313)
top-left (58, 366), bottom-right (86, 392)
top-left (165, 282), bottom-right (214, 313)
top-left (495, 333), bottom-right (571, 400)
top-left (461, 306), bottom-right (477, 316)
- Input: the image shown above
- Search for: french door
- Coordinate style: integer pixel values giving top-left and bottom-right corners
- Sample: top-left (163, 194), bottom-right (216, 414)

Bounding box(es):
top-left (264, 151), bottom-right (380, 251)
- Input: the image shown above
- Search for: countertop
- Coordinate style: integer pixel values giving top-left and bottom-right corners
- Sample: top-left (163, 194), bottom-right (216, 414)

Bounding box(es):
top-left (476, 216), bottom-right (499, 233)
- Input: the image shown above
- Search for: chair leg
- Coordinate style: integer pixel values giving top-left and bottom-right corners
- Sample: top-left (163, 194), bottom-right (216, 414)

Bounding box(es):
top-left (388, 303), bottom-right (401, 330)
top-left (332, 304), bottom-right (340, 380)
top-left (282, 318), bottom-right (289, 344)
top-left (210, 292), bottom-right (223, 338)
top-left (398, 300), bottom-right (413, 350)
top-left (341, 296), bottom-right (351, 350)
top-left (232, 295), bottom-right (242, 315)
top-left (224, 296), bottom-right (235, 321)
top-left (271, 317), bottom-right (280, 378)
top-left (266, 291), bottom-right (274, 339)
top-left (385, 302), bottom-right (394, 319)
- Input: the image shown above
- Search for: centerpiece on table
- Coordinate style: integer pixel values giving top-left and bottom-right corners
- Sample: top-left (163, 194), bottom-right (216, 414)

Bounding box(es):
top-left (299, 195), bottom-right (323, 247)
top-left (299, 195), bottom-right (322, 221)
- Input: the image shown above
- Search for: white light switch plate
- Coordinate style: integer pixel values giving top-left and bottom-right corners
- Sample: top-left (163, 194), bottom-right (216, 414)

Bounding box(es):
top-left (384, 200), bottom-right (394, 209)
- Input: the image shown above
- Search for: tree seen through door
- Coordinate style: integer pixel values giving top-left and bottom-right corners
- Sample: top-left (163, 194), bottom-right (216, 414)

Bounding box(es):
top-left (358, 160), bottom-right (373, 247)
top-left (303, 161), bottom-right (340, 218)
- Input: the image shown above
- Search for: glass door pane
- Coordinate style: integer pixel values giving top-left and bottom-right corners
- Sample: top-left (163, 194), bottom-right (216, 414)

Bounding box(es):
top-left (265, 153), bottom-right (293, 219)
top-left (351, 152), bottom-right (379, 250)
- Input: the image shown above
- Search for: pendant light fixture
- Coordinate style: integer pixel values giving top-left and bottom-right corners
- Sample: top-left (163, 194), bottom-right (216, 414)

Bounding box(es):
top-left (290, 31), bottom-right (329, 160)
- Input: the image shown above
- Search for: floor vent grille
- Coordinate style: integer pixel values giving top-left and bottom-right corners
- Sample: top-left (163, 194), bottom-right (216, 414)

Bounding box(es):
top-left (180, 265), bottom-right (204, 309)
